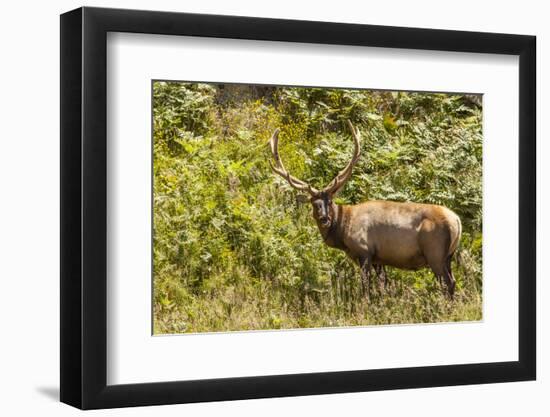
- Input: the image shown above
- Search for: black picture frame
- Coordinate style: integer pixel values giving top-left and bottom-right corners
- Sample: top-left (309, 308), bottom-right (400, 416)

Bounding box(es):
top-left (60, 6), bottom-right (536, 410)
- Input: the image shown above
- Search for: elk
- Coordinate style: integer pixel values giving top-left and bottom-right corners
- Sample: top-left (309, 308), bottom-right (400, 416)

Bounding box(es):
top-left (269, 121), bottom-right (462, 299)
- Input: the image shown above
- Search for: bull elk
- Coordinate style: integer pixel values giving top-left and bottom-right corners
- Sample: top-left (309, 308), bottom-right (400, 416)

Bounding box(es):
top-left (269, 121), bottom-right (462, 299)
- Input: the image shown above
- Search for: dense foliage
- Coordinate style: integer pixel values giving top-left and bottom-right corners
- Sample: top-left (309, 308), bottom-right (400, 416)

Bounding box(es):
top-left (153, 82), bottom-right (483, 334)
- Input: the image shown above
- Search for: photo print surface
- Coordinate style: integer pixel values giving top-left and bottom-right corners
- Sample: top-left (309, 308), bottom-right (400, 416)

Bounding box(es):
top-left (152, 81), bottom-right (482, 334)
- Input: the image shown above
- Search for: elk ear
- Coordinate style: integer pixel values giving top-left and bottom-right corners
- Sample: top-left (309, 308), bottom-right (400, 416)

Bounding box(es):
top-left (296, 194), bottom-right (310, 204)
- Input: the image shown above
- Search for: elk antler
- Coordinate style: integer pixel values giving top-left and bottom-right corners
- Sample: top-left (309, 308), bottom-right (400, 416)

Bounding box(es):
top-left (269, 129), bottom-right (319, 195)
top-left (323, 120), bottom-right (361, 195)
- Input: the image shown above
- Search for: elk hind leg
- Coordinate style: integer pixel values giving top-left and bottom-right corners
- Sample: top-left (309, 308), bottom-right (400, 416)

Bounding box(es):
top-left (424, 250), bottom-right (448, 297)
top-left (444, 255), bottom-right (456, 299)
top-left (427, 259), bottom-right (455, 299)
top-left (420, 221), bottom-right (453, 298)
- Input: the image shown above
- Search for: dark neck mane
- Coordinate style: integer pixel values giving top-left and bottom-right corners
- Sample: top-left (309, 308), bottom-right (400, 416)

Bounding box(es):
top-left (320, 203), bottom-right (347, 250)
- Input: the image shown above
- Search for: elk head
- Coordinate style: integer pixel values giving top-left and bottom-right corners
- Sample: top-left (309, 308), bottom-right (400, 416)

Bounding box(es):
top-left (269, 120), bottom-right (361, 230)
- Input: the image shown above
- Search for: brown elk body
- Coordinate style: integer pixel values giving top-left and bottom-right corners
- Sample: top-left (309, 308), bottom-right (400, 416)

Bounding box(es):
top-left (269, 121), bottom-right (462, 298)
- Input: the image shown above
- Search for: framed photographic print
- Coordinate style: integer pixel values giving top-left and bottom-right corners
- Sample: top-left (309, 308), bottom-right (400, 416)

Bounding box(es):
top-left (60, 6), bottom-right (536, 410)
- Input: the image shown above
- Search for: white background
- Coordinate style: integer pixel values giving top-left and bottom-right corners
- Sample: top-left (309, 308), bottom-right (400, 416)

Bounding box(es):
top-left (0, 0), bottom-right (546, 416)
top-left (108, 34), bottom-right (519, 384)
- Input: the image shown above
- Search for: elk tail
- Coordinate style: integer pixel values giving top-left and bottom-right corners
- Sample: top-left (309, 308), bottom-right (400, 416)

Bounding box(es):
top-left (448, 216), bottom-right (462, 257)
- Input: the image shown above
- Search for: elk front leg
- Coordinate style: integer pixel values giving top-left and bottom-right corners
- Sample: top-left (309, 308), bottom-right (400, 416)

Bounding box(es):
top-left (359, 256), bottom-right (372, 301)
top-left (375, 264), bottom-right (388, 293)
top-left (373, 264), bottom-right (385, 293)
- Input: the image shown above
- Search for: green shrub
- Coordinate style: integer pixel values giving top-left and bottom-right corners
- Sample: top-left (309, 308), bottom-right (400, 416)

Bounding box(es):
top-left (153, 82), bottom-right (483, 334)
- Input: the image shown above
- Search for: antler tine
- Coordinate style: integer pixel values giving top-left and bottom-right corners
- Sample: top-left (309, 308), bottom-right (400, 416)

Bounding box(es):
top-left (324, 120), bottom-right (362, 195)
top-left (269, 129), bottom-right (319, 195)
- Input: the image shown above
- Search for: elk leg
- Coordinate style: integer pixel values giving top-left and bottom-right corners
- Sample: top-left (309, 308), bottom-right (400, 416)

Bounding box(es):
top-left (381, 265), bottom-right (388, 292)
top-left (382, 266), bottom-right (388, 290)
top-left (367, 258), bottom-right (373, 300)
top-left (420, 223), bottom-right (452, 297)
top-left (354, 256), bottom-right (366, 297)
top-left (360, 266), bottom-right (368, 301)
top-left (374, 264), bottom-right (385, 293)
top-left (360, 269), bottom-right (367, 298)
top-left (425, 256), bottom-right (447, 297)
top-left (359, 256), bottom-right (372, 301)
top-left (444, 256), bottom-right (456, 299)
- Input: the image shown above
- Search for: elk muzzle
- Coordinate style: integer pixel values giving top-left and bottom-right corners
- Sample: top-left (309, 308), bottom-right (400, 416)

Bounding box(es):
top-left (312, 196), bottom-right (332, 227)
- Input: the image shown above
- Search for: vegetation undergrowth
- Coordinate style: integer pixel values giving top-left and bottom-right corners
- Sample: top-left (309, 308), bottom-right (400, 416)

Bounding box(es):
top-left (153, 82), bottom-right (483, 334)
